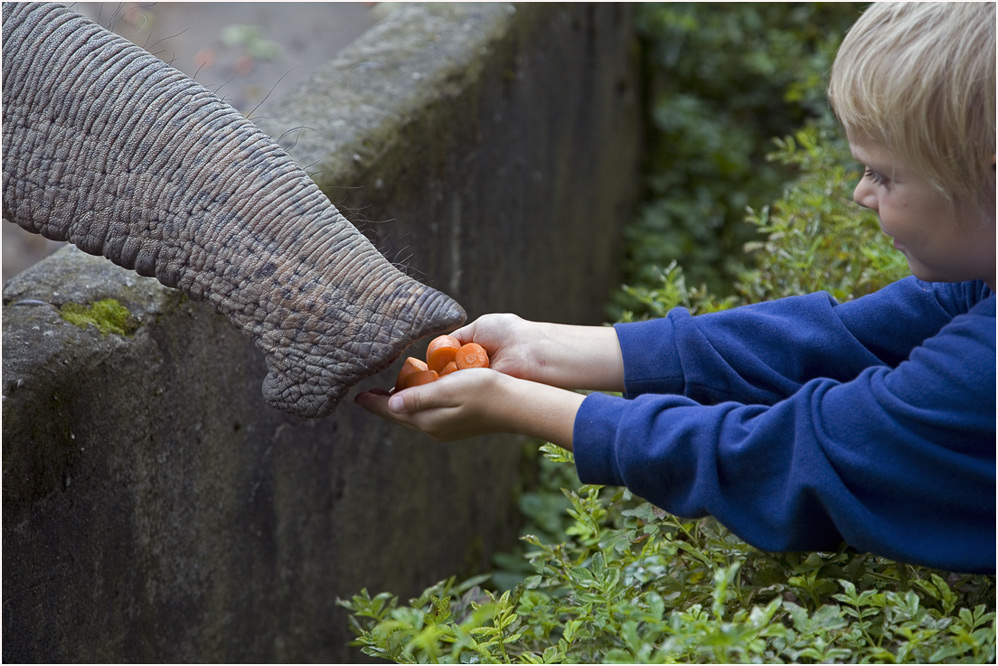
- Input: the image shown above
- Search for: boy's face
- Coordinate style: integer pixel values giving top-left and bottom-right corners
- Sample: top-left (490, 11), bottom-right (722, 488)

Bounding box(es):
top-left (849, 137), bottom-right (996, 290)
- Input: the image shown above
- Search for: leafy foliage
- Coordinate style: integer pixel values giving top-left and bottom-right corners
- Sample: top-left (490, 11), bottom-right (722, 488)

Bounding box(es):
top-left (737, 124), bottom-right (909, 304)
top-left (340, 4), bottom-right (993, 662)
top-left (342, 450), bottom-right (995, 664)
top-left (615, 120), bottom-right (909, 326)
top-left (340, 94), bottom-right (992, 666)
top-left (612, 2), bottom-right (868, 316)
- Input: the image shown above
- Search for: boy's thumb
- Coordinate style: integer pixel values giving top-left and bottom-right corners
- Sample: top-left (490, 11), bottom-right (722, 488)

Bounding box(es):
top-left (388, 394), bottom-right (407, 414)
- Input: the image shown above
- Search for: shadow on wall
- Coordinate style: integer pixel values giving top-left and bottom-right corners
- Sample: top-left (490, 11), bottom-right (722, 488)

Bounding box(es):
top-left (2, 2), bottom-right (376, 285)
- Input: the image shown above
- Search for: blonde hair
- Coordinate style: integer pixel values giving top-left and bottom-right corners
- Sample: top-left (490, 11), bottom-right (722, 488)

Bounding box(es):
top-left (828, 2), bottom-right (995, 204)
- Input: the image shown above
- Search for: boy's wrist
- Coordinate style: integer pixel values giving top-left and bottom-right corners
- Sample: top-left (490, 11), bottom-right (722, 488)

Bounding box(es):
top-left (534, 322), bottom-right (625, 392)
top-left (496, 374), bottom-right (585, 450)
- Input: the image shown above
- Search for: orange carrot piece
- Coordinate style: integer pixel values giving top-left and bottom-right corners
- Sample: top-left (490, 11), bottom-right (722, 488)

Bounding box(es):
top-left (402, 369), bottom-right (439, 388)
top-left (427, 334), bottom-right (461, 355)
top-left (455, 342), bottom-right (490, 369)
top-left (439, 361), bottom-right (459, 376)
top-left (426, 334), bottom-right (461, 372)
top-left (395, 356), bottom-right (428, 392)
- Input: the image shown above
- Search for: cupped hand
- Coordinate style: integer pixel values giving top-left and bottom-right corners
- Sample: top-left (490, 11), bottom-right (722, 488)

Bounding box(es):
top-left (449, 313), bottom-right (540, 380)
top-left (450, 313), bottom-right (625, 392)
top-left (354, 368), bottom-right (519, 442)
top-left (355, 364), bottom-right (585, 448)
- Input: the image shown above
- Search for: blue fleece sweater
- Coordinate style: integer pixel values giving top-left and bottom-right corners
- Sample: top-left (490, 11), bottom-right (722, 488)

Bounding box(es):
top-left (574, 277), bottom-right (995, 573)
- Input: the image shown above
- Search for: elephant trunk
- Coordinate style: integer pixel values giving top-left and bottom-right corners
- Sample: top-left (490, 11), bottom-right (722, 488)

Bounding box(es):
top-left (2, 2), bottom-right (465, 417)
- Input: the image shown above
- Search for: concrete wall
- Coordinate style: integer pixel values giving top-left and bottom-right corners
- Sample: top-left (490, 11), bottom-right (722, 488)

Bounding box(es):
top-left (2, 3), bottom-right (641, 662)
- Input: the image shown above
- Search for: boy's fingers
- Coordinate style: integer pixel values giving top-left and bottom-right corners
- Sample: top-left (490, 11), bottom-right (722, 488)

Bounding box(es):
top-left (354, 384), bottom-right (441, 418)
top-left (355, 391), bottom-right (423, 429)
top-left (449, 324), bottom-right (475, 344)
top-left (391, 383), bottom-right (443, 414)
top-left (354, 389), bottom-right (391, 416)
top-left (388, 393), bottom-right (407, 413)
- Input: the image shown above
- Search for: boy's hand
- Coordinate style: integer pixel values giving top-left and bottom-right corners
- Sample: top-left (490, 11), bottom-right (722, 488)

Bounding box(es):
top-left (451, 313), bottom-right (625, 392)
top-left (356, 369), bottom-right (515, 441)
top-left (449, 313), bottom-right (540, 380)
top-left (355, 368), bottom-right (584, 449)
top-left (355, 313), bottom-right (617, 447)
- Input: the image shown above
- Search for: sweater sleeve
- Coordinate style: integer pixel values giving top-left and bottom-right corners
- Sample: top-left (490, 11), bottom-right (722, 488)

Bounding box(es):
top-left (613, 277), bottom-right (966, 405)
top-left (574, 280), bottom-right (996, 573)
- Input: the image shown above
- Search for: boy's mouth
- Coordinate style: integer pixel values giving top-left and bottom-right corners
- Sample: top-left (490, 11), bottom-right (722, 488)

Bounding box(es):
top-left (878, 223), bottom-right (901, 250)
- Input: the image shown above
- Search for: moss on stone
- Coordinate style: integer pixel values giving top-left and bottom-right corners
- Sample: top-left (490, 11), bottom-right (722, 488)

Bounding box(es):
top-left (60, 299), bottom-right (138, 337)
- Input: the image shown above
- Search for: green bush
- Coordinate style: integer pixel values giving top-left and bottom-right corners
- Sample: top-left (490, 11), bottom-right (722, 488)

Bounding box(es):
top-left (615, 120), bottom-right (909, 324)
top-left (341, 452), bottom-right (995, 664)
top-left (612, 2), bottom-right (868, 316)
top-left (340, 4), bottom-right (993, 662)
top-left (340, 127), bottom-right (993, 663)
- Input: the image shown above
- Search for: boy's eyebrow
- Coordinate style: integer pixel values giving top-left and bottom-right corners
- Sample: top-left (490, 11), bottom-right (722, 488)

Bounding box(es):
top-left (850, 144), bottom-right (891, 171)
top-left (849, 143), bottom-right (873, 164)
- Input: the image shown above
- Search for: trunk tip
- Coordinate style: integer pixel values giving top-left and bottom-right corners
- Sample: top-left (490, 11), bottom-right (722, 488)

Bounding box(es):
top-left (257, 287), bottom-right (468, 419)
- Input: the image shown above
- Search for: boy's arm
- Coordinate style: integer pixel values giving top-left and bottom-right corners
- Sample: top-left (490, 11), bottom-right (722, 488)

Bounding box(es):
top-left (356, 369), bottom-right (586, 448)
top-left (574, 291), bottom-right (996, 573)
top-left (616, 277), bottom-right (972, 405)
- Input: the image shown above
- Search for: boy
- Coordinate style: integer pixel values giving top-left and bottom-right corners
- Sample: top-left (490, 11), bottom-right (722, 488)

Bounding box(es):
top-left (357, 3), bottom-right (995, 574)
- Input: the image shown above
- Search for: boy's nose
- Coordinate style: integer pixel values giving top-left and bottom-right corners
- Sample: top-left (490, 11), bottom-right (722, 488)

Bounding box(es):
top-left (853, 180), bottom-right (877, 210)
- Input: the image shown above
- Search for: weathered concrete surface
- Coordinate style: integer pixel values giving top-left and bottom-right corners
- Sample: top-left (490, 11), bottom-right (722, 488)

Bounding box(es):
top-left (3, 249), bottom-right (527, 662)
top-left (2, 3), bottom-right (640, 662)
top-left (257, 2), bottom-right (640, 324)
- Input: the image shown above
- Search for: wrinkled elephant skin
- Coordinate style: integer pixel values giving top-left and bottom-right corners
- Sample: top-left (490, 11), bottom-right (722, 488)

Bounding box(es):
top-left (2, 2), bottom-right (466, 417)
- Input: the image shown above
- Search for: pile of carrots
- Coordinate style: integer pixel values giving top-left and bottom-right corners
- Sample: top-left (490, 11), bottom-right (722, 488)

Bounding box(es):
top-left (394, 335), bottom-right (490, 391)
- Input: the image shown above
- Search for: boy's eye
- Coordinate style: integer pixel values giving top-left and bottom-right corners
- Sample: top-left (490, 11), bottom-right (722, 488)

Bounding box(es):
top-left (864, 167), bottom-right (890, 187)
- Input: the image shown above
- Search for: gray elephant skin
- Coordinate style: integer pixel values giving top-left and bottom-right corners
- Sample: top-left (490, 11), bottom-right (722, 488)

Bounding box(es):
top-left (2, 1), bottom-right (466, 418)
